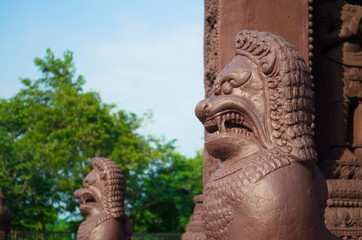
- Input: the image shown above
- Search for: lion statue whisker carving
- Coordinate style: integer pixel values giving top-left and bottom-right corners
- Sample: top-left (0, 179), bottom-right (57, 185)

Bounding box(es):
top-left (195, 30), bottom-right (340, 240)
top-left (74, 157), bottom-right (133, 240)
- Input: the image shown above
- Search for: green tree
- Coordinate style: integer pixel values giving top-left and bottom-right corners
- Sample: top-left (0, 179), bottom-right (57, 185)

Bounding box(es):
top-left (131, 149), bottom-right (203, 233)
top-left (0, 49), bottom-right (202, 232)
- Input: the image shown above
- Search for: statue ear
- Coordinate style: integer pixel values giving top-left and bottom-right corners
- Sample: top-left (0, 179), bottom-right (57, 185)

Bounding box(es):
top-left (260, 51), bottom-right (276, 75)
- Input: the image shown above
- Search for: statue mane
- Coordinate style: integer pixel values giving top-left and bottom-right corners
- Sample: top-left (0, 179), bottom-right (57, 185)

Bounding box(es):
top-left (92, 157), bottom-right (125, 218)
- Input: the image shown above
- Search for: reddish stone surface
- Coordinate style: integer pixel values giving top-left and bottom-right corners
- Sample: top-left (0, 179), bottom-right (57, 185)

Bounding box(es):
top-left (218, 0), bottom-right (310, 69)
top-left (196, 30), bottom-right (337, 240)
top-left (203, 0), bottom-right (311, 186)
top-left (181, 195), bottom-right (205, 240)
top-left (313, 1), bottom-right (362, 239)
top-left (74, 158), bottom-right (132, 240)
top-left (184, 1), bottom-right (362, 239)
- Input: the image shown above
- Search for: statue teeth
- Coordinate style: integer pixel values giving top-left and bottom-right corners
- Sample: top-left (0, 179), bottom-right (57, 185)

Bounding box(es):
top-left (204, 112), bottom-right (253, 138)
top-left (216, 116), bottom-right (224, 133)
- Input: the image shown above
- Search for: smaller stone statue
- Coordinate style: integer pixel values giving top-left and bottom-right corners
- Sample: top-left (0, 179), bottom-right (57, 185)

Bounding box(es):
top-left (74, 157), bottom-right (133, 240)
top-left (0, 188), bottom-right (12, 240)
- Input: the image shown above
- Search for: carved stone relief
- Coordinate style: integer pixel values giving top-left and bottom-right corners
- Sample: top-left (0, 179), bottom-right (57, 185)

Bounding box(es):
top-left (318, 0), bottom-right (362, 162)
top-left (195, 30), bottom-right (338, 240)
top-left (313, 1), bottom-right (362, 239)
top-left (74, 157), bottom-right (132, 240)
top-left (204, 0), bottom-right (220, 98)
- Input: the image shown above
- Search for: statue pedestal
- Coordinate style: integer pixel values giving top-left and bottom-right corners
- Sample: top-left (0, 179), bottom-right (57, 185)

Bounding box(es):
top-left (181, 195), bottom-right (205, 240)
top-left (324, 160), bottom-right (362, 239)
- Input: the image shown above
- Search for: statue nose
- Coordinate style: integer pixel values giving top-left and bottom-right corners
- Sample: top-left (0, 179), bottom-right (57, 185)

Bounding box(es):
top-left (195, 99), bottom-right (212, 122)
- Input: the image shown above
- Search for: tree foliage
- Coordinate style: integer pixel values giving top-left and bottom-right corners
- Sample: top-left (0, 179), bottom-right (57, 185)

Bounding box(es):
top-left (131, 149), bottom-right (203, 233)
top-left (0, 49), bottom-right (202, 233)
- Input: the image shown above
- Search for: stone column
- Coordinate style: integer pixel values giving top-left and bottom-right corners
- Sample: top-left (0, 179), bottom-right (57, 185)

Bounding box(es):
top-left (183, 1), bottom-right (312, 239)
top-left (203, 0), bottom-right (311, 191)
top-left (313, 1), bottom-right (362, 239)
top-left (181, 195), bottom-right (205, 240)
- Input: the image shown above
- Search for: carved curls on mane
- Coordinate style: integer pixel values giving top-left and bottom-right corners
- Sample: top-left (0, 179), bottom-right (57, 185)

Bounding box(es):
top-left (233, 30), bottom-right (317, 166)
top-left (92, 157), bottom-right (125, 218)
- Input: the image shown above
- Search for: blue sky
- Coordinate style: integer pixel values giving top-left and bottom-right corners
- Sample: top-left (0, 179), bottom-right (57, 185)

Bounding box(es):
top-left (0, 0), bottom-right (204, 157)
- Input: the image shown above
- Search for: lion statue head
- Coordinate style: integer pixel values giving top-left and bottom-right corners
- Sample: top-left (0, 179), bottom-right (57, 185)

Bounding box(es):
top-left (195, 30), bottom-right (316, 167)
top-left (74, 157), bottom-right (132, 240)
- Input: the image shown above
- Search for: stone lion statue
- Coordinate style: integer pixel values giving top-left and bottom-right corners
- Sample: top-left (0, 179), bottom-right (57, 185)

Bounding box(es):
top-left (74, 157), bottom-right (133, 240)
top-left (195, 30), bottom-right (339, 240)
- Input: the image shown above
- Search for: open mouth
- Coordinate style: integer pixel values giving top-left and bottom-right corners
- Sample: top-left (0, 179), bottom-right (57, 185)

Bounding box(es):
top-left (74, 188), bottom-right (98, 211)
top-left (204, 111), bottom-right (254, 139)
top-left (78, 192), bottom-right (97, 205)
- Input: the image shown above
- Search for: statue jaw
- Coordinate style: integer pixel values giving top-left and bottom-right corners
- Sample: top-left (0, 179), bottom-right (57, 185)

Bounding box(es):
top-left (74, 157), bottom-right (132, 240)
top-left (74, 169), bottom-right (104, 217)
top-left (204, 133), bottom-right (262, 163)
top-left (74, 188), bottom-right (101, 216)
top-left (195, 54), bottom-right (273, 162)
top-left (196, 94), bottom-right (269, 162)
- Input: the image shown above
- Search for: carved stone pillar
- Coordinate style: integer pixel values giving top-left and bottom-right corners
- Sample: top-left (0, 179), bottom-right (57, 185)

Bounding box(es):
top-left (184, 1), bottom-right (312, 238)
top-left (184, 0), bottom-right (361, 238)
top-left (312, 1), bottom-right (362, 239)
top-left (324, 180), bottom-right (362, 239)
top-left (203, 0), bottom-right (311, 186)
top-left (181, 195), bottom-right (205, 240)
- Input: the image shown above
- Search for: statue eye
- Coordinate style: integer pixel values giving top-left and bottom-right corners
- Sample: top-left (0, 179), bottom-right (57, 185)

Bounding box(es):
top-left (219, 70), bottom-right (252, 94)
top-left (229, 70), bottom-right (252, 88)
